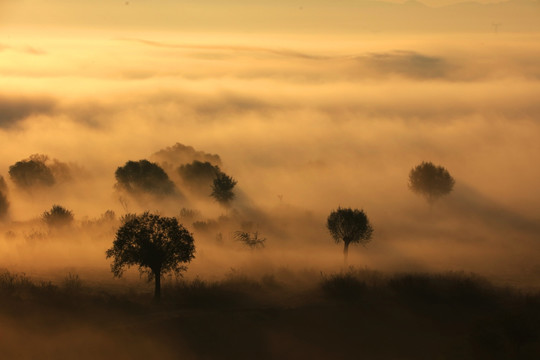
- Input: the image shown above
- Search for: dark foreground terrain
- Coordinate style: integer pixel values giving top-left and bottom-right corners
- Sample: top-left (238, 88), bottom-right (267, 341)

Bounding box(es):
top-left (1, 269), bottom-right (539, 360)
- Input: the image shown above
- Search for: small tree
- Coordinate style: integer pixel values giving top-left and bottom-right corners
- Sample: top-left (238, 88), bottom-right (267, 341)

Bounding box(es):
top-left (42, 205), bottom-right (74, 228)
top-left (327, 207), bottom-right (373, 265)
top-left (408, 161), bottom-right (455, 206)
top-left (106, 212), bottom-right (195, 300)
top-left (211, 173), bottom-right (237, 207)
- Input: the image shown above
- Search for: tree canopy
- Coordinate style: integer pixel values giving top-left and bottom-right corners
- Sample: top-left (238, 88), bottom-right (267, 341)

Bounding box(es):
top-left (327, 207), bottom-right (373, 265)
top-left (211, 173), bottom-right (237, 207)
top-left (9, 155), bottom-right (55, 189)
top-left (178, 160), bottom-right (222, 193)
top-left (42, 205), bottom-right (74, 228)
top-left (115, 160), bottom-right (176, 196)
top-left (408, 161), bottom-right (455, 205)
top-left (106, 212), bottom-right (195, 300)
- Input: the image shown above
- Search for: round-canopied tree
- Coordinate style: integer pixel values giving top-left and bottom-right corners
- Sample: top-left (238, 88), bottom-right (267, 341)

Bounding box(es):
top-left (408, 161), bottom-right (455, 206)
top-left (115, 160), bottom-right (176, 197)
top-left (106, 213), bottom-right (195, 300)
top-left (327, 207), bottom-right (373, 265)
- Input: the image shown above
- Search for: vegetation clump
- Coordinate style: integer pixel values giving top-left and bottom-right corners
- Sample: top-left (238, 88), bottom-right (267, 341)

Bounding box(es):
top-left (408, 161), bottom-right (455, 205)
top-left (327, 207), bottom-right (373, 265)
top-left (106, 212), bottom-right (195, 300)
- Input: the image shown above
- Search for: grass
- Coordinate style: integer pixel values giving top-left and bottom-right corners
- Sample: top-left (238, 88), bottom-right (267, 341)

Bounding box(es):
top-left (0, 268), bottom-right (539, 359)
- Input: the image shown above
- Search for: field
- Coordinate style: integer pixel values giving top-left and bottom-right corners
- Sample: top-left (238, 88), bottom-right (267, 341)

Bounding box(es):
top-left (1, 267), bottom-right (539, 359)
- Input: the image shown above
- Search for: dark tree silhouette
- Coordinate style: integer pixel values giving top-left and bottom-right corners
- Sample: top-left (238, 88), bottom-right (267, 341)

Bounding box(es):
top-left (408, 161), bottom-right (455, 205)
top-left (211, 173), bottom-right (237, 207)
top-left (327, 207), bottom-right (373, 265)
top-left (9, 155), bottom-right (55, 189)
top-left (0, 176), bottom-right (8, 220)
top-left (42, 205), bottom-right (74, 228)
top-left (106, 213), bottom-right (195, 300)
top-left (151, 142), bottom-right (222, 170)
top-left (115, 160), bottom-right (176, 196)
top-left (178, 160), bottom-right (221, 193)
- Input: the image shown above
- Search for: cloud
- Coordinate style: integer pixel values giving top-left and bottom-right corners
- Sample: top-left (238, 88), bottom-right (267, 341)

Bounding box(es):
top-left (355, 51), bottom-right (449, 79)
top-left (0, 95), bottom-right (56, 129)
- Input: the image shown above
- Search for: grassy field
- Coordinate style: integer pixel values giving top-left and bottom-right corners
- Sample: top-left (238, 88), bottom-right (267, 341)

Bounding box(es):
top-left (1, 268), bottom-right (539, 360)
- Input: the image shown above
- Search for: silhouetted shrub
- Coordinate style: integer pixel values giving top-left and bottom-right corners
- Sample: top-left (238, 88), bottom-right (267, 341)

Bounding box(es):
top-left (234, 230), bottom-right (266, 249)
top-left (115, 159), bottom-right (176, 196)
top-left (42, 204), bottom-right (74, 228)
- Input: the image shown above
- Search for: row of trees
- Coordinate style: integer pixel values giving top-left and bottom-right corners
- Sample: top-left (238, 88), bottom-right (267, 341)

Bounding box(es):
top-left (105, 161), bottom-right (454, 300)
top-left (115, 159), bottom-right (238, 208)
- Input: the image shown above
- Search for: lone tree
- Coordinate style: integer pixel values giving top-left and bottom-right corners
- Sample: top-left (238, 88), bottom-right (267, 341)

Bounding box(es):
top-left (42, 205), bottom-right (74, 228)
top-left (106, 213), bottom-right (195, 300)
top-left (211, 172), bottom-right (237, 207)
top-left (408, 161), bottom-right (455, 206)
top-left (115, 160), bottom-right (176, 197)
top-left (327, 207), bottom-right (373, 265)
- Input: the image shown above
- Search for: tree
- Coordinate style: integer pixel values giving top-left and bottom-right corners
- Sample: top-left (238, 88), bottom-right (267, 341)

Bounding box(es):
top-left (0, 176), bottom-right (8, 221)
top-left (327, 207), bottom-right (373, 265)
top-left (211, 173), bottom-right (237, 207)
top-left (115, 160), bottom-right (176, 196)
top-left (9, 155), bottom-right (55, 189)
top-left (106, 213), bottom-right (195, 300)
top-left (408, 161), bottom-right (455, 205)
top-left (42, 204), bottom-right (74, 228)
top-left (178, 160), bottom-right (221, 194)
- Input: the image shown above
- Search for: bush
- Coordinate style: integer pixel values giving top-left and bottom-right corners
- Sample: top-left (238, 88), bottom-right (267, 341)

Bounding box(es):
top-left (42, 205), bottom-right (74, 228)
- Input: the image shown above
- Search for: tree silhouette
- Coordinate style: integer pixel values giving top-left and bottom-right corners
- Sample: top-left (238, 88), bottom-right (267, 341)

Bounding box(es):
top-left (211, 173), bottom-right (237, 207)
top-left (327, 207), bottom-right (373, 265)
top-left (178, 160), bottom-right (221, 194)
top-left (42, 205), bottom-right (74, 228)
top-left (0, 176), bottom-right (8, 220)
top-left (106, 213), bottom-right (195, 300)
top-left (408, 161), bottom-right (455, 205)
top-left (9, 155), bottom-right (55, 189)
top-left (115, 160), bottom-right (176, 196)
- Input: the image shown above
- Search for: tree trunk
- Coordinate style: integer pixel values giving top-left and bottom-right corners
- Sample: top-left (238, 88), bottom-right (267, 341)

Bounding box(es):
top-left (154, 271), bottom-right (161, 301)
top-left (343, 242), bottom-right (349, 267)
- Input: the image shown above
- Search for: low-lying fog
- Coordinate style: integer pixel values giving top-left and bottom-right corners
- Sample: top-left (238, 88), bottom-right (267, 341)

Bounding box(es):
top-left (1, 31), bottom-right (539, 289)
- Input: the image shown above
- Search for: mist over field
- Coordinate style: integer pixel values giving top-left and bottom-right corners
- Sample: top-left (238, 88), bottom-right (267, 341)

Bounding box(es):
top-left (1, 1), bottom-right (540, 358)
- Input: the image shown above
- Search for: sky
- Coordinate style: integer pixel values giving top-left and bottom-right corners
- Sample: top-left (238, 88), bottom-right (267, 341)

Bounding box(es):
top-left (1, 0), bottom-right (539, 286)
